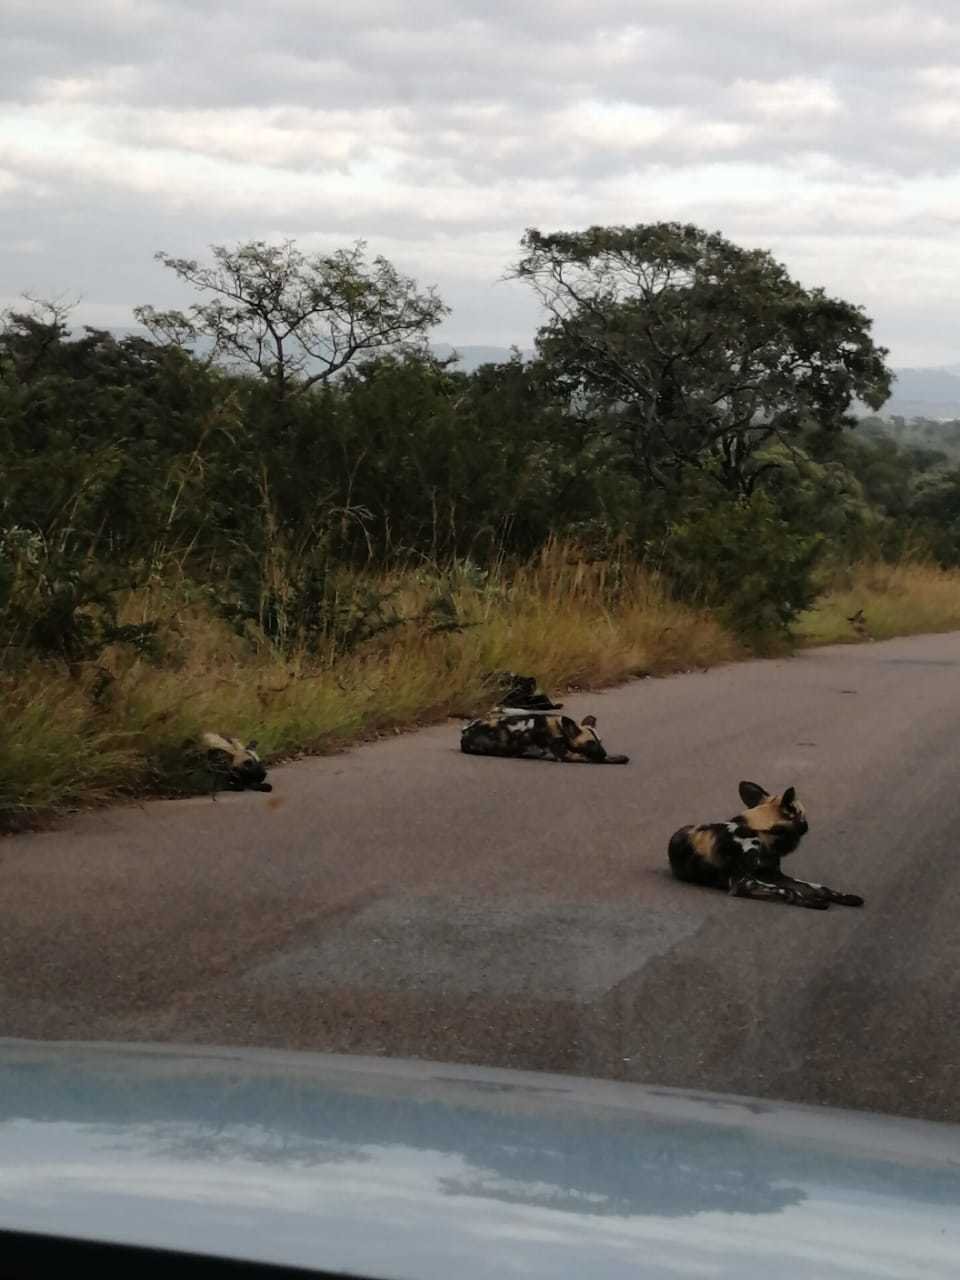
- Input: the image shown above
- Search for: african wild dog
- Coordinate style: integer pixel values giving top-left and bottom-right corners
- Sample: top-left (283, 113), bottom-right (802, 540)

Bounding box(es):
top-left (201, 732), bottom-right (273, 796)
top-left (461, 711), bottom-right (629, 764)
top-left (668, 780), bottom-right (863, 910)
top-left (847, 609), bottom-right (871, 641)
top-left (486, 670), bottom-right (564, 712)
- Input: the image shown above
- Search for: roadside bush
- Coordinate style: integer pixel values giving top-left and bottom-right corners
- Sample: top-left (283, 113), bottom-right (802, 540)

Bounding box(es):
top-left (659, 490), bottom-right (825, 642)
top-left (0, 526), bottom-right (157, 667)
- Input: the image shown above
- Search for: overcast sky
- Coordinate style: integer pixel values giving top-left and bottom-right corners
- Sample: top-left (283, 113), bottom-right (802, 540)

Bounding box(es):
top-left (2, 0), bottom-right (959, 366)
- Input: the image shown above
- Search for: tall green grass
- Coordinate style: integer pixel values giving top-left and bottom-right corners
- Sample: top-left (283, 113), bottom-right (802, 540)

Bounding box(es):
top-left (8, 547), bottom-right (960, 832)
top-left (797, 560), bottom-right (960, 646)
top-left (0, 542), bottom-right (739, 830)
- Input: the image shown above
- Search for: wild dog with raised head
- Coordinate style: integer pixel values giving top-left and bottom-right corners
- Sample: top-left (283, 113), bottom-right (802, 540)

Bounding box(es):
top-left (461, 712), bottom-right (628, 764)
top-left (668, 780), bottom-right (863, 910)
top-left (201, 732), bottom-right (273, 796)
top-left (486, 670), bottom-right (563, 712)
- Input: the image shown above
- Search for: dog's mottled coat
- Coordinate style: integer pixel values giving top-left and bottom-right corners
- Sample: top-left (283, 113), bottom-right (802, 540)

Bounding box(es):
top-left (461, 711), bottom-right (629, 764)
top-left (201, 732), bottom-right (273, 796)
top-left (486, 671), bottom-right (564, 712)
top-left (668, 780), bottom-right (863, 910)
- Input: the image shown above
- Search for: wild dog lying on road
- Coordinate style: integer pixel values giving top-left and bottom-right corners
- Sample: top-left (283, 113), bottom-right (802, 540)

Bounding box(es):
top-left (668, 780), bottom-right (863, 910)
top-left (461, 711), bottom-right (629, 764)
top-left (486, 670), bottom-right (564, 711)
top-left (201, 732), bottom-right (273, 796)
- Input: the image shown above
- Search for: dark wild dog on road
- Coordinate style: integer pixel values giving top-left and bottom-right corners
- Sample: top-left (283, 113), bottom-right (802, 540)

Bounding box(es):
top-left (202, 732), bottom-right (273, 797)
top-left (461, 712), bottom-right (629, 764)
top-left (486, 670), bottom-right (564, 711)
top-left (668, 780), bottom-right (864, 910)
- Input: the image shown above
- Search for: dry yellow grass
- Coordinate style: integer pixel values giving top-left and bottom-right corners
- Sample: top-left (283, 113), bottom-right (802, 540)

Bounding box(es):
top-left (0, 672), bottom-right (143, 830)
top-left (0, 544), bottom-right (738, 829)
top-left (797, 560), bottom-right (960, 646)
top-left (9, 549), bottom-right (960, 831)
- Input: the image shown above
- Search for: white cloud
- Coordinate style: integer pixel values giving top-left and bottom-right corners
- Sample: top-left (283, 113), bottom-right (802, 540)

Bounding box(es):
top-left (731, 77), bottom-right (843, 121)
top-left (1, 0), bottom-right (959, 363)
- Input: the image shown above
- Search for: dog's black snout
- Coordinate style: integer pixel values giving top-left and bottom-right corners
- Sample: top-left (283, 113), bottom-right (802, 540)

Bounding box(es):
top-left (238, 760), bottom-right (268, 787)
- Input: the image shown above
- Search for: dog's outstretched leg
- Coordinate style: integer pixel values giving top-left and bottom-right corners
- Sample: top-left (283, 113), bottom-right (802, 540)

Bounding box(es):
top-left (781, 876), bottom-right (864, 908)
top-left (729, 874), bottom-right (830, 910)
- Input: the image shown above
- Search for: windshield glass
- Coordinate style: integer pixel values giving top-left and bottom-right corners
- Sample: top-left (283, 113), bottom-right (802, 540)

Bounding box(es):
top-left (2, 1), bottom-right (958, 1143)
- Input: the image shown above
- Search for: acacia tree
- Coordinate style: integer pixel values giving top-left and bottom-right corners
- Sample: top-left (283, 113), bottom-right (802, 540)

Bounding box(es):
top-left (512, 223), bottom-right (892, 495)
top-left (135, 239), bottom-right (448, 399)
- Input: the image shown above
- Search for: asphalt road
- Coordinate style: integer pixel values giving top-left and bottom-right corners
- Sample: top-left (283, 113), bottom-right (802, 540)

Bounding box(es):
top-left (3, 632), bottom-right (959, 1122)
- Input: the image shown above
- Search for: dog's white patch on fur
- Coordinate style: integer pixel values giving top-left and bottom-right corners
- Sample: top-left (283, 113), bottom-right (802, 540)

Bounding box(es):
top-left (507, 719), bottom-right (536, 733)
top-left (735, 837), bottom-right (761, 854)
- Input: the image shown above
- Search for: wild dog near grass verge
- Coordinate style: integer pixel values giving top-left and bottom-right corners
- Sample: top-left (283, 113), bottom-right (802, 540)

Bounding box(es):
top-left (668, 780), bottom-right (863, 910)
top-left (201, 732), bottom-right (273, 797)
top-left (485, 670), bottom-right (564, 712)
top-left (847, 609), bottom-right (872, 641)
top-left (461, 712), bottom-right (629, 764)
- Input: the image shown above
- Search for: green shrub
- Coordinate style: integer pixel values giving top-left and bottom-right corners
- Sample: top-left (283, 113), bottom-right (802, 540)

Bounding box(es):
top-left (660, 490), bottom-right (824, 642)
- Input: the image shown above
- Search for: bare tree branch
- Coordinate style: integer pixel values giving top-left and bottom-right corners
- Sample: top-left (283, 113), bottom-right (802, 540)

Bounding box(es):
top-left (137, 240), bottom-right (449, 401)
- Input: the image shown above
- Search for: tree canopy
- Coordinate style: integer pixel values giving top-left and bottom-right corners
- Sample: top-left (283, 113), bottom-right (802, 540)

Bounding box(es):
top-left (6, 225), bottom-right (957, 667)
top-left (136, 239), bottom-right (448, 398)
top-left (513, 223), bottom-right (892, 494)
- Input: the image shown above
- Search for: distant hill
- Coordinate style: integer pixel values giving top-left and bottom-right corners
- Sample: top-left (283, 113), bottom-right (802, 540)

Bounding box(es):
top-left (877, 367), bottom-right (960, 421)
top-left (72, 329), bottom-right (528, 377)
top-left (433, 348), bottom-right (960, 418)
top-left (431, 350), bottom-right (960, 420)
top-left (70, 324), bottom-right (960, 417)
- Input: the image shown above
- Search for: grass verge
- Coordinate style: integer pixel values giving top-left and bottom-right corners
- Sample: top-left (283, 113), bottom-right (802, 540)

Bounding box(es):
top-left (7, 552), bottom-right (960, 833)
top-left (796, 560), bottom-right (960, 646)
top-left (0, 544), bottom-right (739, 831)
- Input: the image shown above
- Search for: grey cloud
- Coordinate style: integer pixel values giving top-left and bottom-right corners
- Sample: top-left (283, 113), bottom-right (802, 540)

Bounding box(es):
top-left (0, 171), bottom-right (539, 348)
top-left (6, 2), bottom-right (958, 171)
top-left (1, 1), bottom-right (959, 363)
top-left (6, 2), bottom-right (958, 108)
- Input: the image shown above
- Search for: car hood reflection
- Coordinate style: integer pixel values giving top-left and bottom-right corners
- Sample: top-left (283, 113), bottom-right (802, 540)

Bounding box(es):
top-left (1, 1041), bottom-right (958, 1279)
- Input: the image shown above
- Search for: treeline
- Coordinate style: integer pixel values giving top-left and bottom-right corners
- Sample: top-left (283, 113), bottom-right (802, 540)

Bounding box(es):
top-left (3, 223), bottom-right (960, 669)
top-left (862, 414), bottom-right (960, 463)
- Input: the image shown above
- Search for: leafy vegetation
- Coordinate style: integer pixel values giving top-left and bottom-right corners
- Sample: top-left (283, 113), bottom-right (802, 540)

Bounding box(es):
top-left (797, 561), bottom-right (960, 647)
top-left (511, 223), bottom-right (891, 496)
top-left (3, 222), bottom-right (960, 827)
top-left (0, 549), bottom-right (738, 829)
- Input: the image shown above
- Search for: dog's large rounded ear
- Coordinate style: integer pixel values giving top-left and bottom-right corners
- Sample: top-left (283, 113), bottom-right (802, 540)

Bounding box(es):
top-left (782, 786), bottom-right (796, 807)
top-left (739, 780), bottom-right (768, 808)
top-left (582, 714), bottom-right (597, 727)
top-left (246, 740), bottom-right (258, 751)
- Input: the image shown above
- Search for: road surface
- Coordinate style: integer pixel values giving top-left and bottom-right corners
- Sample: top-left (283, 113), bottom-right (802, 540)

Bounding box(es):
top-left (3, 632), bottom-right (959, 1122)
